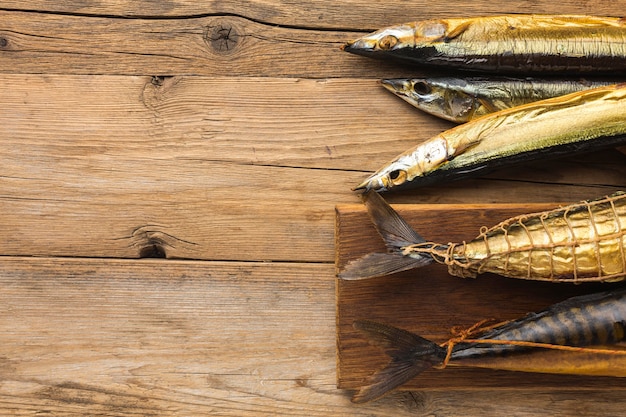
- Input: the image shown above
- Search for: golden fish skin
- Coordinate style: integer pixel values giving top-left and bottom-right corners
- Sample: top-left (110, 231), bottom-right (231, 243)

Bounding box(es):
top-left (339, 191), bottom-right (626, 283)
top-left (453, 346), bottom-right (626, 377)
top-left (441, 192), bottom-right (626, 282)
top-left (381, 77), bottom-right (618, 123)
top-left (344, 15), bottom-right (626, 73)
top-left (352, 288), bottom-right (626, 403)
top-left (354, 84), bottom-right (626, 192)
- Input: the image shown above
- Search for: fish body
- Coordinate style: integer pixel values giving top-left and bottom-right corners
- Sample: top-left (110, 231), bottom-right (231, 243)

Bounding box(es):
top-left (352, 287), bottom-right (626, 402)
top-left (339, 191), bottom-right (626, 283)
top-left (344, 15), bottom-right (626, 73)
top-left (381, 76), bottom-right (618, 123)
top-left (354, 84), bottom-right (626, 192)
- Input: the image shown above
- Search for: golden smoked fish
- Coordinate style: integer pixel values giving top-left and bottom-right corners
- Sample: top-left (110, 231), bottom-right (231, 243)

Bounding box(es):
top-left (339, 191), bottom-right (626, 283)
top-left (354, 84), bottom-right (626, 192)
top-left (381, 76), bottom-right (618, 123)
top-left (352, 287), bottom-right (626, 403)
top-left (344, 15), bottom-right (626, 73)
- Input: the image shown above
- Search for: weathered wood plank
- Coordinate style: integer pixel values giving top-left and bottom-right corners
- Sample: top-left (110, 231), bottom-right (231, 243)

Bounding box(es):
top-left (1, 74), bottom-right (625, 261)
top-left (1, 2), bottom-right (625, 28)
top-left (0, 257), bottom-right (344, 415)
top-left (336, 202), bottom-right (626, 391)
top-left (0, 11), bottom-right (388, 77)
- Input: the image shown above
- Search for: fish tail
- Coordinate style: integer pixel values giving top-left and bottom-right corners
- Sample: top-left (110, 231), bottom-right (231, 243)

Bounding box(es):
top-left (352, 320), bottom-right (446, 403)
top-left (339, 191), bottom-right (432, 280)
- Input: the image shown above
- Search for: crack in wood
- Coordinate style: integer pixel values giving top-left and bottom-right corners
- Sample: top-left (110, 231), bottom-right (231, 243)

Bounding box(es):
top-left (0, 7), bottom-right (372, 33)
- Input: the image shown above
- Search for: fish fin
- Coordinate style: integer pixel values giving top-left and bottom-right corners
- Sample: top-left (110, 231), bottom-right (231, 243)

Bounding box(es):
top-left (352, 320), bottom-right (445, 403)
top-left (338, 191), bottom-right (432, 280)
top-left (339, 252), bottom-right (432, 280)
top-left (363, 191), bottom-right (426, 251)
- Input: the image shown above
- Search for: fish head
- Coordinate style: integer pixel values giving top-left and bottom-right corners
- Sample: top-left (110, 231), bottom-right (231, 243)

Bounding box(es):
top-left (353, 155), bottom-right (422, 192)
top-left (381, 78), bottom-right (478, 123)
top-left (353, 155), bottom-right (414, 192)
top-left (343, 25), bottom-right (415, 57)
top-left (354, 137), bottom-right (450, 192)
top-left (343, 20), bottom-right (450, 61)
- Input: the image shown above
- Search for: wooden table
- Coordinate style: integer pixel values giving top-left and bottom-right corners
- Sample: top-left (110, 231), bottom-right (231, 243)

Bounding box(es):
top-left (2, 2), bottom-right (626, 415)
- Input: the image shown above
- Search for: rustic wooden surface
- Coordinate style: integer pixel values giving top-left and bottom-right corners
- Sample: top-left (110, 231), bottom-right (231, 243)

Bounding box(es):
top-left (3, 2), bottom-right (626, 415)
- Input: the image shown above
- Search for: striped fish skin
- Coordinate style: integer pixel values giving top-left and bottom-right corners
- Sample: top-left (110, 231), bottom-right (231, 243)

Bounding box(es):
top-left (452, 288), bottom-right (626, 360)
top-left (354, 84), bottom-right (626, 192)
top-left (351, 288), bottom-right (626, 403)
top-left (344, 15), bottom-right (626, 73)
top-left (381, 77), bottom-right (618, 123)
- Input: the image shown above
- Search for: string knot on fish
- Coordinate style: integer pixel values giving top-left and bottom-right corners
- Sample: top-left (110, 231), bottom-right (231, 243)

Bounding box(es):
top-left (436, 318), bottom-right (504, 369)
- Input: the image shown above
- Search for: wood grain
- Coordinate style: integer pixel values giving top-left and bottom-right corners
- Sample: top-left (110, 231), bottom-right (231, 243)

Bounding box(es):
top-left (336, 202), bottom-right (626, 390)
top-left (0, 257), bottom-right (343, 415)
top-left (2, 2), bottom-right (626, 28)
top-left (0, 11), bottom-right (392, 78)
top-left (2, 74), bottom-right (623, 262)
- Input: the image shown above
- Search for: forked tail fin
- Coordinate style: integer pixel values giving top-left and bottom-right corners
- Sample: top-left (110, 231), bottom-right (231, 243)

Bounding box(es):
top-left (352, 320), bottom-right (446, 403)
top-left (338, 191), bottom-right (432, 280)
top-left (363, 191), bottom-right (425, 250)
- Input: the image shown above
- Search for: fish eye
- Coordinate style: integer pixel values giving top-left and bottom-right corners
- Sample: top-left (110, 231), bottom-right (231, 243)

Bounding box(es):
top-left (378, 35), bottom-right (398, 50)
top-left (412, 81), bottom-right (431, 95)
top-left (388, 169), bottom-right (407, 185)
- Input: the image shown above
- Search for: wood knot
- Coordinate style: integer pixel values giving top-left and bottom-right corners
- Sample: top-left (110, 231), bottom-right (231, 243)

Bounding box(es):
top-left (128, 224), bottom-right (198, 259)
top-left (0, 37), bottom-right (8, 49)
top-left (205, 20), bottom-right (241, 54)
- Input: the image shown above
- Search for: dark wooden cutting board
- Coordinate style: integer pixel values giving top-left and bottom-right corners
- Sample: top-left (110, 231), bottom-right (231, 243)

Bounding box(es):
top-left (335, 201), bottom-right (626, 391)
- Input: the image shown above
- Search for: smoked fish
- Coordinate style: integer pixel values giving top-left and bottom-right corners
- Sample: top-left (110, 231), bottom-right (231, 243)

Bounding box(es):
top-left (339, 191), bottom-right (626, 283)
top-left (343, 15), bottom-right (626, 73)
top-left (352, 287), bottom-right (626, 402)
top-left (381, 76), bottom-right (618, 123)
top-left (354, 84), bottom-right (626, 192)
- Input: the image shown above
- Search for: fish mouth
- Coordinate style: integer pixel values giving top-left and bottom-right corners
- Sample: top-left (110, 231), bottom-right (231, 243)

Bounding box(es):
top-left (351, 180), bottom-right (370, 192)
top-left (352, 174), bottom-right (386, 192)
top-left (381, 79), bottom-right (411, 97)
top-left (342, 37), bottom-right (378, 55)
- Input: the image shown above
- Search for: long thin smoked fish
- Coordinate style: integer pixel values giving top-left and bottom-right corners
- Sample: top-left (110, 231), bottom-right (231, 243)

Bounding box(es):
top-left (354, 83), bottom-right (626, 192)
top-left (352, 287), bottom-right (626, 403)
top-left (339, 191), bottom-right (626, 283)
top-left (381, 76), bottom-right (618, 123)
top-left (344, 15), bottom-right (626, 73)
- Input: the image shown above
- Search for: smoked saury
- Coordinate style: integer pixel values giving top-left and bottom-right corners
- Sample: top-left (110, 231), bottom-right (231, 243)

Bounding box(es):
top-left (339, 191), bottom-right (626, 283)
top-left (381, 76), bottom-right (619, 123)
top-left (344, 15), bottom-right (626, 73)
top-left (354, 84), bottom-right (626, 192)
top-left (352, 287), bottom-right (626, 402)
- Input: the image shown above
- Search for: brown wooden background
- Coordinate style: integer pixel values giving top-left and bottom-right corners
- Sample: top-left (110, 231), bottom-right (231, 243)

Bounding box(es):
top-left (2, 2), bottom-right (626, 415)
